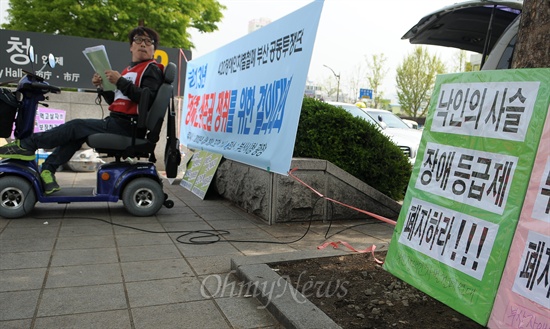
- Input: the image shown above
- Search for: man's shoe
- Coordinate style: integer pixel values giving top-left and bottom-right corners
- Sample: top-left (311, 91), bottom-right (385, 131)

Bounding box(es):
top-left (40, 170), bottom-right (61, 195)
top-left (0, 140), bottom-right (35, 161)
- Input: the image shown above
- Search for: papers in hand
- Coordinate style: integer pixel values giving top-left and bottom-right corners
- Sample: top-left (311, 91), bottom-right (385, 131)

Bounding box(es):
top-left (83, 45), bottom-right (116, 91)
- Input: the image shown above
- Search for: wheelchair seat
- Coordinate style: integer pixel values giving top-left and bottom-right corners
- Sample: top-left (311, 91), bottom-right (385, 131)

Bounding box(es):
top-left (87, 62), bottom-right (177, 162)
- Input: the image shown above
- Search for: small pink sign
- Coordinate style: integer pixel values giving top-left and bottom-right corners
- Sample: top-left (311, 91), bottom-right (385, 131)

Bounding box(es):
top-left (34, 107), bottom-right (66, 133)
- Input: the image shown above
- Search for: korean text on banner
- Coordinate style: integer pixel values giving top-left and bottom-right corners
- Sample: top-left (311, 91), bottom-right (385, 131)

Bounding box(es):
top-left (488, 104), bottom-right (550, 329)
top-left (180, 0), bottom-right (324, 175)
top-left (383, 68), bottom-right (550, 325)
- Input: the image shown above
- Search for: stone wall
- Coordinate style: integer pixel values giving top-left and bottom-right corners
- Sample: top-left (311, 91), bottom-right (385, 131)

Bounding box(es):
top-left (213, 158), bottom-right (402, 224)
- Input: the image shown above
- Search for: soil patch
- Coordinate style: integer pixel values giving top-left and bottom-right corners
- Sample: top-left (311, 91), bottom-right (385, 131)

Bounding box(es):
top-left (272, 251), bottom-right (486, 329)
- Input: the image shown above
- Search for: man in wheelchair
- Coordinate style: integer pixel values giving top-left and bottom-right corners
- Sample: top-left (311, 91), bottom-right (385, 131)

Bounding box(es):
top-left (0, 26), bottom-right (164, 195)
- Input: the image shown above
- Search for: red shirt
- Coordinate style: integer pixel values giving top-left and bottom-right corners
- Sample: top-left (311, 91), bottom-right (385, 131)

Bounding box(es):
top-left (109, 60), bottom-right (163, 115)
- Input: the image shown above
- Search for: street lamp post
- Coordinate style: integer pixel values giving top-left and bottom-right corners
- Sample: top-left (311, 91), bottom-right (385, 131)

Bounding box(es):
top-left (323, 64), bottom-right (340, 102)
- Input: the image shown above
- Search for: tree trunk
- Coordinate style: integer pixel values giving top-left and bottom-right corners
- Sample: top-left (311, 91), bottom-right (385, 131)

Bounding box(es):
top-left (511, 0), bottom-right (550, 68)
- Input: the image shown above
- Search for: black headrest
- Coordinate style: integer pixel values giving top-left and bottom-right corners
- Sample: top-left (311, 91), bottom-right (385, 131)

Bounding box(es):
top-left (164, 62), bottom-right (177, 85)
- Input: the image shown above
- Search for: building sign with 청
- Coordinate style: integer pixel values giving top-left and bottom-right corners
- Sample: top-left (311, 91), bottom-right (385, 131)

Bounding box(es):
top-left (180, 0), bottom-right (324, 175)
top-left (383, 68), bottom-right (550, 325)
top-left (0, 29), bottom-right (191, 96)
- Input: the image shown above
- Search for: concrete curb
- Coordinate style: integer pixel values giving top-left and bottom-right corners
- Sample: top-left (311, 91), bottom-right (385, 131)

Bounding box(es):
top-left (230, 245), bottom-right (389, 329)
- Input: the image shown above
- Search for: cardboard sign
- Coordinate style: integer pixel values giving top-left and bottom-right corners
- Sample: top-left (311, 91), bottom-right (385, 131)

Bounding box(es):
top-left (384, 68), bottom-right (550, 325)
top-left (488, 105), bottom-right (550, 329)
top-left (180, 150), bottom-right (223, 199)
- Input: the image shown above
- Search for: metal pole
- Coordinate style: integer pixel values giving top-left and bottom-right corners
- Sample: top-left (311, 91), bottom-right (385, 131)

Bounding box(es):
top-left (323, 65), bottom-right (340, 102)
top-left (336, 77), bottom-right (340, 102)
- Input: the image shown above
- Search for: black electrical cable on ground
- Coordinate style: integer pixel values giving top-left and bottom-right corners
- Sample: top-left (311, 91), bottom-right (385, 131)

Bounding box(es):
top-left (26, 191), bottom-right (380, 246)
top-left (29, 196), bottom-right (325, 245)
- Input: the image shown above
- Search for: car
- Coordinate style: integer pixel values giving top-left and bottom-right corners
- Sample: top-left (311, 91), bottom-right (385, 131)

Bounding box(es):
top-left (402, 119), bottom-right (420, 130)
top-left (402, 0), bottom-right (523, 70)
top-left (327, 101), bottom-right (380, 126)
top-left (365, 108), bottom-right (413, 130)
top-left (327, 102), bottom-right (422, 164)
top-left (363, 108), bottom-right (423, 163)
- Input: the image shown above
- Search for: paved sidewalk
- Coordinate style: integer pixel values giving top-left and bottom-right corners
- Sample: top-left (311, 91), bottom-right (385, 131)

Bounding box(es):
top-left (0, 171), bottom-right (396, 329)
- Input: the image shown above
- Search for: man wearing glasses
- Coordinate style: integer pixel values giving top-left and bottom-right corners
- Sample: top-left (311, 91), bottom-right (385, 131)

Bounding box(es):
top-left (0, 27), bottom-right (164, 194)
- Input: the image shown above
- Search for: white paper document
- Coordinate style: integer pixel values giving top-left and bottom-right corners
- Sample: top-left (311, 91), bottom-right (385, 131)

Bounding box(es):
top-left (83, 45), bottom-right (116, 91)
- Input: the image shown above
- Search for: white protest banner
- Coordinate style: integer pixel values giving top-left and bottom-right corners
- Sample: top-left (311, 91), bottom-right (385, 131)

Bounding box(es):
top-left (180, 0), bottom-right (324, 175)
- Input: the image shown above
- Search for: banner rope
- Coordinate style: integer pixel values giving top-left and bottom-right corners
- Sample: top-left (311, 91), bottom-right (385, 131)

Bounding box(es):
top-left (317, 242), bottom-right (384, 264)
top-left (288, 167), bottom-right (397, 262)
top-left (288, 167), bottom-right (397, 227)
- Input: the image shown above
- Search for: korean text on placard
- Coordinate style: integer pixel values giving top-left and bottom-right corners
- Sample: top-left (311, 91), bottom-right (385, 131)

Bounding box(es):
top-left (399, 198), bottom-right (499, 280)
top-left (533, 156), bottom-right (550, 223)
top-left (416, 142), bottom-right (518, 215)
top-left (432, 81), bottom-right (539, 142)
top-left (504, 302), bottom-right (550, 329)
top-left (512, 230), bottom-right (550, 307)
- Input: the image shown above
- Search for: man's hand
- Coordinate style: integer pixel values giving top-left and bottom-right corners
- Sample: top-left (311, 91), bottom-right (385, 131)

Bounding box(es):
top-left (104, 70), bottom-right (122, 85)
top-left (92, 73), bottom-right (102, 88)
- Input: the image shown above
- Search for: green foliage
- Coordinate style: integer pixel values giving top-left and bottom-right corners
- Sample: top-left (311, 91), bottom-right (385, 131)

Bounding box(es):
top-left (396, 46), bottom-right (445, 118)
top-left (378, 98), bottom-right (391, 111)
top-left (294, 98), bottom-right (412, 200)
top-left (365, 53), bottom-right (388, 109)
top-left (2, 0), bottom-right (225, 49)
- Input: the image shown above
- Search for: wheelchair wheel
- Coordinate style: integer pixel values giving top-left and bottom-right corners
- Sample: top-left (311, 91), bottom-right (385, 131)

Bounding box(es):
top-left (122, 177), bottom-right (164, 216)
top-left (0, 176), bottom-right (36, 219)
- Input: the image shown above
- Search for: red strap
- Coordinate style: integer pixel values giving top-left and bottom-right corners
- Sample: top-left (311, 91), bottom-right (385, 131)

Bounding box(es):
top-left (288, 167), bottom-right (395, 265)
top-left (317, 241), bottom-right (384, 264)
top-left (288, 168), bottom-right (397, 226)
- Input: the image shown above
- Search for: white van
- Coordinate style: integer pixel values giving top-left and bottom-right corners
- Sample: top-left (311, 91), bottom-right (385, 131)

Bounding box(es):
top-left (402, 0), bottom-right (523, 70)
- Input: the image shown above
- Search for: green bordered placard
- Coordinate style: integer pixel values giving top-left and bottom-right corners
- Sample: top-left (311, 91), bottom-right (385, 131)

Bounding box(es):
top-left (383, 68), bottom-right (550, 325)
top-left (180, 150), bottom-right (223, 199)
